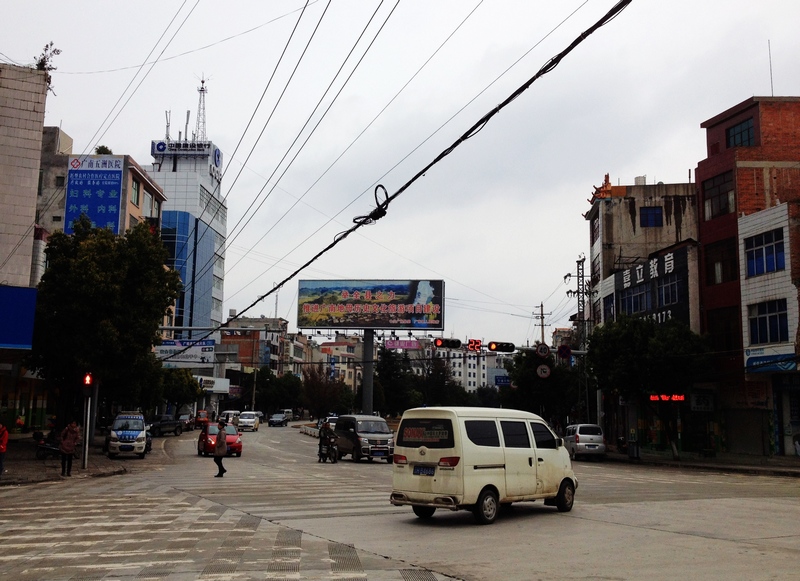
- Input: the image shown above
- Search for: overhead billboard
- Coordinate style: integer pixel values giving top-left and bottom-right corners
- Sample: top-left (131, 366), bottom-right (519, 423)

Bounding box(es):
top-left (298, 280), bottom-right (444, 331)
top-left (65, 156), bottom-right (123, 234)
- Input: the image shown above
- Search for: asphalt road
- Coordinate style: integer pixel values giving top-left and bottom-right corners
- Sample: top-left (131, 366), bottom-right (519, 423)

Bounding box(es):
top-left (0, 423), bottom-right (798, 580)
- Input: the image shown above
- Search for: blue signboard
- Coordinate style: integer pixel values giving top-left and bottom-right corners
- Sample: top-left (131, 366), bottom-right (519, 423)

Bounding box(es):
top-left (0, 285), bottom-right (37, 349)
top-left (65, 156), bottom-right (123, 234)
top-left (495, 375), bottom-right (510, 387)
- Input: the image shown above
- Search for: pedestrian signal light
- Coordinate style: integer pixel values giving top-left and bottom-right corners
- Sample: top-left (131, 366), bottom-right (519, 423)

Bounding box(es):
top-left (434, 338), bottom-right (462, 349)
top-left (487, 341), bottom-right (515, 352)
top-left (83, 373), bottom-right (93, 385)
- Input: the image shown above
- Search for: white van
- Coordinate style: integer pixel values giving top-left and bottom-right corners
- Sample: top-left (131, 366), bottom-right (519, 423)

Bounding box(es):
top-left (390, 407), bottom-right (577, 524)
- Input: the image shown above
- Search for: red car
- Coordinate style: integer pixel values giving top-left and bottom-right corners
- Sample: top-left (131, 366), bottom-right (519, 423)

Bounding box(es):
top-left (194, 410), bottom-right (210, 431)
top-left (197, 424), bottom-right (242, 457)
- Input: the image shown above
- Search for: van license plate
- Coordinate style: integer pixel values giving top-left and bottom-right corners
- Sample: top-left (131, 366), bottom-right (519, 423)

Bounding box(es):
top-left (413, 465), bottom-right (435, 476)
top-left (120, 445), bottom-right (133, 452)
top-left (372, 451), bottom-right (384, 456)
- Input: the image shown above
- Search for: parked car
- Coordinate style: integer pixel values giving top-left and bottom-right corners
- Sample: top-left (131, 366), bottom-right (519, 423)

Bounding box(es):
top-left (106, 412), bottom-right (148, 459)
top-left (149, 414), bottom-right (183, 437)
top-left (238, 411), bottom-right (259, 431)
top-left (268, 413), bottom-right (288, 427)
top-left (178, 413), bottom-right (195, 432)
top-left (197, 423), bottom-right (242, 457)
top-left (564, 424), bottom-right (606, 460)
top-left (316, 415), bottom-right (337, 430)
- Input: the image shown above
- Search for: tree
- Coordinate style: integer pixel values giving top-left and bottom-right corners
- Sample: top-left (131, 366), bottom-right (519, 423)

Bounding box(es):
top-left (161, 368), bottom-right (202, 411)
top-left (28, 216), bottom-right (181, 415)
top-left (34, 41), bottom-right (61, 94)
top-left (94, 145), bottom-right (113, 155)
top-left (301, 364), bottom-right (345, 419)
top-left (375, 347), bottom-right (415, 415)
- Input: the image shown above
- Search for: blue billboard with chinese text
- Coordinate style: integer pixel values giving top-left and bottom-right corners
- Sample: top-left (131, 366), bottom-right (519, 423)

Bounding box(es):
top-left (65, 156), bottom-right (123, 234)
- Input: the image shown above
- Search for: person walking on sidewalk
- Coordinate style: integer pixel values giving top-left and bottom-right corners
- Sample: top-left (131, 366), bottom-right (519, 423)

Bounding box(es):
top-left (59, 420), bottom-right (81, 477)
top-left (213, 420), bottom-right (228, 477)
top-left (0, 422), bottom-right (8, 480)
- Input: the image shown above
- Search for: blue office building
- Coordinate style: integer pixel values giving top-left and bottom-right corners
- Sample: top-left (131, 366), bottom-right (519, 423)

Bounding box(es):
top-left (150, 138), bottom-right (226, 338)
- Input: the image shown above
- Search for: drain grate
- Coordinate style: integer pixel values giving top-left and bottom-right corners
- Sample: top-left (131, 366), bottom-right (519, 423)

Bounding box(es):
top-left (401, 569), bottom-right (440, 581)
top-left (329, 543), bottom-right (363, 573)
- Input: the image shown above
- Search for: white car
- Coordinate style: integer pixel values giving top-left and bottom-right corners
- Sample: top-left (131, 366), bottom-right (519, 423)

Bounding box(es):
top-left (238, 411), bottom-right (259, 431)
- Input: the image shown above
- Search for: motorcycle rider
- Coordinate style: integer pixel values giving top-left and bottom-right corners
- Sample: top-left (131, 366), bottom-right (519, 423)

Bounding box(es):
top-left (318, 422), bottom-right (335, 462)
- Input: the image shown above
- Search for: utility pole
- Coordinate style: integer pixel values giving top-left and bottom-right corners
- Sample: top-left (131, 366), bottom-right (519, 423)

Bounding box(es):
top-left (533, 302), bottom-right (552, 345)
top-left (565, 256), bottom-right (596, 423)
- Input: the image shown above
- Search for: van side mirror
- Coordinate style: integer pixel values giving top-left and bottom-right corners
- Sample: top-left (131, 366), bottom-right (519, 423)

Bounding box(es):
top-left (349, 428), bottom-right (355, 433)
top-left (555, 437), bottom-right (563, 448)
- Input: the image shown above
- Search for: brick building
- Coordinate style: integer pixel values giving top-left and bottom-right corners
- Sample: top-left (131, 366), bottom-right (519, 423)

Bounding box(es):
top-left (696, 96), bottom-right (800, 455)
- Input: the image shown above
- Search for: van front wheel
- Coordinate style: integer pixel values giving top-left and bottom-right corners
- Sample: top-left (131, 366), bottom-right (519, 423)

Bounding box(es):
top-left (412, 505), bottom-right (436, 519)
top-left (556, 480), bottom-right (575, 512)
top-left (473, 489), bottom-right (499, 525)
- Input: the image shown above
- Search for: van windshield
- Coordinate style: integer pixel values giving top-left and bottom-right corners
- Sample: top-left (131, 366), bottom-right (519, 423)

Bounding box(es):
top-left (356, 420), bottom-right (391, 434)
top-left (112, 418), bottom-right (144, 431)
top-left (396, 418), bottom-right (454, 448)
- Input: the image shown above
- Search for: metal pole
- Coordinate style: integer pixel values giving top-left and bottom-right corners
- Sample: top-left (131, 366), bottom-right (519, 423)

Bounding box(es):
top-left (362, 329), bottom-right (374, 414)
top-left (82, 395), bottom-right (90, 470)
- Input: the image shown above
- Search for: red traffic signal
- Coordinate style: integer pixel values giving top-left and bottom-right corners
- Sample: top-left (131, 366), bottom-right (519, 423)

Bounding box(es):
top-left (487, 341), bottom-right (515, 352)
top-left (83, 373), bottom-right (93, 386)
top-left (434, 338), bottom-right (462, 349)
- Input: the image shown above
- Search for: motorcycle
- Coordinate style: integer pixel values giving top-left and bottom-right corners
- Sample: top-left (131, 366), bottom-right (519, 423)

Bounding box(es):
top-left (35, 429), bottom-right (82, 460)
top-left (318, 433), bottom-right (338, 463)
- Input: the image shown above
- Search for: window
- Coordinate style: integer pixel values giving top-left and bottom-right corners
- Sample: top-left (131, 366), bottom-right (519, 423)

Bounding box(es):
top-left (530, 422), bottom-right (558, 449)
top-left (55, 175), bottom-right (65, 187)
top-left (500, 421), bottom-right (530, 448)
top-left (143, 192), bottom-right (153, 217)
top-left (620, 284), bottom-right (651, 315)
top-left (640, 207), bottom-right (663, 227)
top-left (749, 299), bottom-right (788, 345)
top-left (745, 228), bottom-right (785, 277)
top-left (704, 238), bottom-right (737, 285)
top-left (591, 215), bottom-right (599, 245)
top-left (603, 294), bottom-right (615, 322)
top-left (703, 171), bottom-right (734, 220)
top-left (396, 418), bottom-right (455, 448)
top-left (726, 117), bottom-right (754, 148)
top-left (657, 273), bottom-right (679, 307)
top-left (132, 179), bottom-right (140, 206)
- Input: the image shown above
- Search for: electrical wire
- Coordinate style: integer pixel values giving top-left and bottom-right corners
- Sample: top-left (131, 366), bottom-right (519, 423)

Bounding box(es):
top-left (160, 0), bottom-right (634, 362)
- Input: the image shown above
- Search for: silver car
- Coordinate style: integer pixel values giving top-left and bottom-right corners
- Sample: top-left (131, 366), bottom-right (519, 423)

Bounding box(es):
top-left (564, 424), bottom-right (606, 460)
top-left (238, 411), bottom-right (259, 431)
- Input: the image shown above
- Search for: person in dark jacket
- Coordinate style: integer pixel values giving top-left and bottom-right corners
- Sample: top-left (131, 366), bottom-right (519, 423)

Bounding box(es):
top-left (213, 420), bottom-right (228, 477)
top-left (318, 422), bottom-right (335, 462)
top-left (59, 420), bottom-right (81, 477)
top-left (0, 422), bottom-right (8, 479)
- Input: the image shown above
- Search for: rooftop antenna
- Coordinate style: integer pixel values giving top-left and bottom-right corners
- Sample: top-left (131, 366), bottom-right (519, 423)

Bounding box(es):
top-left (768, 40), bottom-right (774, 97)
top-left (195, 76), bottom-right (208, 141)
top-left (164, 111), bottom-right (171, 140)
top-left (184, 110), bottom-right (190, 142)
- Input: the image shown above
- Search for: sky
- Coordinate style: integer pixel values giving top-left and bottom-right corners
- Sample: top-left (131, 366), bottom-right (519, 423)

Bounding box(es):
top-left (3, 0), bottom-right (800, 348)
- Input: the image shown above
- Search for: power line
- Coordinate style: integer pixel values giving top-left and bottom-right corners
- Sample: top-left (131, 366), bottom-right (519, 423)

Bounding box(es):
top-left (162, 0), bottom-right (634, 361)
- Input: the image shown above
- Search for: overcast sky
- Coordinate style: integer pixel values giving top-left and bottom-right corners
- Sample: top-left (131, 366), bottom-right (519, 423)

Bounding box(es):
top-left (4, 1), bottom-right (800, 347)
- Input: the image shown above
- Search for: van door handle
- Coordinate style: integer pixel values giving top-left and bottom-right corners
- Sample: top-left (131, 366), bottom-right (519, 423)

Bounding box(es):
top-left (529, 457), bottom-right (533, 466)
top-left (537, 458), bottom-right (544, 463)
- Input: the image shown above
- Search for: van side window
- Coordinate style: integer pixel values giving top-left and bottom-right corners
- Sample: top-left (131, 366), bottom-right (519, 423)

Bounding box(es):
top-left (465, 420), bottom-right (500, 447)
top-left (530, 422), bottom-right (558, 449)
top-left (500, 421), bottom-right (531, 448)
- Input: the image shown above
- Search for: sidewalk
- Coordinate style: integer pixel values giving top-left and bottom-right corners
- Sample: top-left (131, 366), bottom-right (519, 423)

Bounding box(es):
top-left (0, 431), bottom-right (125, 486)
top-left (604, 446), bottom-right (800, 478)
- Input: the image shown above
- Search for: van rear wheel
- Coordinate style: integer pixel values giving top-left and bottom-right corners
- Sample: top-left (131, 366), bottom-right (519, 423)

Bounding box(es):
top-left (412, 506), bottom-right (436, 519)
top-left (473, 488), bottom-right (499, 525)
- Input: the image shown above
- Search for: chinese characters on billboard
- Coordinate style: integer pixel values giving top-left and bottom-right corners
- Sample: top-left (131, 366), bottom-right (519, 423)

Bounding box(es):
top-left (297, 280), bottom-right (444, 330)
top-left (65, 156), bottom-right (123, 234)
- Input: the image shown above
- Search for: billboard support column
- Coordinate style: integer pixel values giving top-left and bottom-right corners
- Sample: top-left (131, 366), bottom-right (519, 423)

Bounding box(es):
top-left (362, 329), bottom-right (374, 415)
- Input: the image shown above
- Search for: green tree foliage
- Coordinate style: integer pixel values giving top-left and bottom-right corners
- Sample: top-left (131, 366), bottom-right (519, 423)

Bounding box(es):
top-left (302, 364), bottom-right (345, 419)
top-left (375, 347), bottom-right (415, 415)
top-left (94, 145), bottom-right (113, 154)
top-left (501, 349), bottom-right (579, 424)
top-left (29, 216), bottom-right (181, 409)
top-left (586, 315), bottom-right (709, 401)
top-left (161, 368), bottom-right (202, 410)
top-left (34, 41), bottom-right (60, 94)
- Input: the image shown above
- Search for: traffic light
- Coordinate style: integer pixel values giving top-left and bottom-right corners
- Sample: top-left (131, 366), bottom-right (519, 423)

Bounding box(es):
top-left (83, 372), bottom-right (93, 386)
top-left (487, 341), bottom-right (515, 352)
top-left (434, 337), bottom-right (462, 349)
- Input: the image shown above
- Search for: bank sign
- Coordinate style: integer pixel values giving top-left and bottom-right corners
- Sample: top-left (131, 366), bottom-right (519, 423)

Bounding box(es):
top-left (298, 280), bottom-right (444, 330)
top-left (65, 156), bottom-right (123, 234)
top-left (155, 339), bottom-right (216, 368)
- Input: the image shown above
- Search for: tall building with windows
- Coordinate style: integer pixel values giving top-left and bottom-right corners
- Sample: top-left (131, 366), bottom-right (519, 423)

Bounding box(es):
top-left (696, 96), bottom-right (800, 456)
top-left (150, 137), bottom-right (226, 337)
